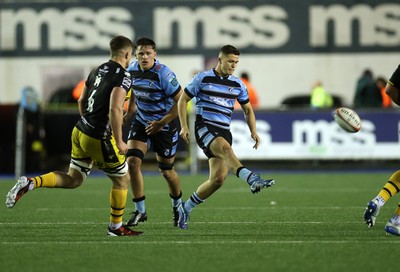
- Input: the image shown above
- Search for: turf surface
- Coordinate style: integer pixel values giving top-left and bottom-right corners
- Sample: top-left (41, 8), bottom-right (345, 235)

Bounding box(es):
top-left (0, 172), bottom-right (399, 272)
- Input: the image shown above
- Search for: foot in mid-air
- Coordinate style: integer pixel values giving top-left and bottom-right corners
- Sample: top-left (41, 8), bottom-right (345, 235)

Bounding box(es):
top-left (177, 202), bottom-right (189, 229)
top-left (248, 174), bottom-right (275, 194)
top-left (126, 210), bottom-right (148, 227)
top-left (5, 176), bottom-right (32, 208)
top-left (107, 225), bottom-right (143, 236)
top-left (363, 200), bottom-right (380, 227)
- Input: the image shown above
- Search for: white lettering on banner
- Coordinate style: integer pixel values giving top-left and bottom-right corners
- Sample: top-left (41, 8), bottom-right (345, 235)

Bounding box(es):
top-left (231, 120), bottom-right (271, 149)
top-left (292, 119), bottom-right (376, 147)
top-left (154, 5), bottom-right (289, 49)
top-left (1, 4), bottom-right (399, 52)
top-left (310, 4), bottom-right (400, 47)
top-left (0, 7), bottom-right (134, 51)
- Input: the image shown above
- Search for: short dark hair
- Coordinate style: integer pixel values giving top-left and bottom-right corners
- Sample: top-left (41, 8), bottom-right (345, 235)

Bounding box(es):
top-left (241, 72), bottom-right (249, 79)
top-left (109, 35), bottom-right (133, 56)
top-left (134, 37), bottom-right (156, 51)
top-left (220, 45), bottom-right (240, 56)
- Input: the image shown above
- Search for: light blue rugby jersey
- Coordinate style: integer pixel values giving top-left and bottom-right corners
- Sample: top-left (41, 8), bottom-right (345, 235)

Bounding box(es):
top-left (185, 69), bottom-right (250, 130)
top-left (127, 60), bottom-right (181, 128)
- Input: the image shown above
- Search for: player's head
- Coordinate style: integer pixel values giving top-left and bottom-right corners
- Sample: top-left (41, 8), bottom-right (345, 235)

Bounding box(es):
top-left (134, 37), bottom-right (157, 70)
top-left (216, 45), bottom-right (240, 77)
top-left (109, 35), bottom-right (134, 68)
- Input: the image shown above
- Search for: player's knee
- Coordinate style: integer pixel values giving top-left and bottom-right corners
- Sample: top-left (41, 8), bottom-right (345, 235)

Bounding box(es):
top-left (211, 172), bottom-right (227, 188)
top-left (158, 162), bottom-right (175, 179)
top-left (69, 159), bottom-right (93, 182)
top-left (126, 149), bottom-right (144, 169)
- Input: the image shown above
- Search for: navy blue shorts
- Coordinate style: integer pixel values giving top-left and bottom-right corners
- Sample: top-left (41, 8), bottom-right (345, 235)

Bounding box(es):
top-left (127, 119), bottom-right (179, 158)
top-left (195, 119), bottom-right (232, 159)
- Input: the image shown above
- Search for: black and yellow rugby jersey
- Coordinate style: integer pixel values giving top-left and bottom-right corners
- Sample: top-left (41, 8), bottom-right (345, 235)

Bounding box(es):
top-left (76, 60), bottom-right (132, 139)
top-left (388, 64), bottom-right (400, 88)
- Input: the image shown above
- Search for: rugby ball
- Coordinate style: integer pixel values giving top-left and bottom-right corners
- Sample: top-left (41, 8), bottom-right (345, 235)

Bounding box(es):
top-left (334, 107), bottom-right (361, 133)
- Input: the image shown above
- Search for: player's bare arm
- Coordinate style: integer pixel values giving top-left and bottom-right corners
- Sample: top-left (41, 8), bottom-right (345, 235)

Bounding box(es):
top-left (77, 85), bottom-right (89, 116)
top-left (110, 86), bottom-right (128, 154)
top-left (177, 91), bottom-right (191, 144)
top-left (145, 88), bottom-right (183, 135)
top-left (241, 102), bottom-right (260, 149)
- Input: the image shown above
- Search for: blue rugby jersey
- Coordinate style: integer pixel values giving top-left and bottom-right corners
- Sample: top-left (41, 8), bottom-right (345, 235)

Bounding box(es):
top-left (185, 69), bottom-right (250, 130)
top-left (127, 60), bottom-right (181, 129)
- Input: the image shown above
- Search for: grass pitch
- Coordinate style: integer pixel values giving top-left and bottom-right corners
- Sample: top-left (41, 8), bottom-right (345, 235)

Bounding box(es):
top-left (1, 171), bottom-right (399, 272)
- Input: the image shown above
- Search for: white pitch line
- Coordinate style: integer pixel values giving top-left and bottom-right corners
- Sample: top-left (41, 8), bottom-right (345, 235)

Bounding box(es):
top-left (0, 221), bottom-right (368, 225)
top-left (32, 206), bottom-right (364, 211)
top-left (2, 240), bottom-right (400, 245)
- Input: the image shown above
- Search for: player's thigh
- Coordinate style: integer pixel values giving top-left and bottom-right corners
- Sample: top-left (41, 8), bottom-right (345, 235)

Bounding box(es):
top-left (82, 134), bottom-right (126, 170)
top-left (71, 127), bottom-right (93, 163)
top-left (208, 157), bottom-right (228, 181)
top-left (209, 136), bottom-right (232, 158)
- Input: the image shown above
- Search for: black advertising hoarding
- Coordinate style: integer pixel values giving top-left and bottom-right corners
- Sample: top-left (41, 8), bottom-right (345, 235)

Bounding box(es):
top-left (0, 0), bottom-right (399, 57)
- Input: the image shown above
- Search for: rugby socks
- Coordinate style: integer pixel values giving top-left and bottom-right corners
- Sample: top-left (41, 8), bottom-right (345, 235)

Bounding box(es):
top-left (375, 171), bottom-right (400, 206)
top-left (184, 192), bottom-right (204, 213)
top-left (170, 191), bottom-right (182, 208)
top-left (30, 172), bottom-right (57, 190)
top-left (237, 167), bottom-right (253, 184)
top-left (109, 188), bottom-right (128, 229)
top-left (133, 196), bottom-right (146, 213)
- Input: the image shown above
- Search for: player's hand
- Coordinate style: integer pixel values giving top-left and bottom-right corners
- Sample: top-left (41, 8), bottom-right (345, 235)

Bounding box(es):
top-left (116, 141), bottom-right (128, 155)
top-left (251, 133), bottom-right (260, 149)
top-left (179, 127), bottom-right (190, 144)
top-left (145, 121), bottom-right (163, 135)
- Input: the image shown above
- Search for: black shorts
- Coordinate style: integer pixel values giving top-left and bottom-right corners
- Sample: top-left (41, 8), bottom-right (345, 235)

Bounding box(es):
top-left (195, 118), bottom-right (232, 159)
top-left (127, 119), bottom-right (179, 158)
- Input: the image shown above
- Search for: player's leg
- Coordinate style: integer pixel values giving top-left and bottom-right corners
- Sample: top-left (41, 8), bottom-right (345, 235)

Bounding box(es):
top-left (106, 172), bottom-right (142, 236)
top-left (93, 135), bottom-right (143, 236)
top-left (177, 158), bottom-right (226, 230)
top-left (6, 127), bottom-right (91, 208)
top-left (364, 170), bottom-right (400, 227)
top-left (125, 138), bottom-right (148, 226)
top-left (153, 127), bottom-right (182, 226)
top-left (157, 154), bottom-right (182, 225)
top-left (209, 136), bottom-right (275, 194)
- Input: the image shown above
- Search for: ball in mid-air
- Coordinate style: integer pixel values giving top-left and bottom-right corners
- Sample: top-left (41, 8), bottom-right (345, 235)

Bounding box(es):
top-left (333, 107), bottom-right (362, 133)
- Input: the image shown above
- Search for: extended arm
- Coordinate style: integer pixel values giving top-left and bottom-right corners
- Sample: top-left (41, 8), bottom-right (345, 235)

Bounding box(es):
top-left (241, 102), bottom-right (260, 149)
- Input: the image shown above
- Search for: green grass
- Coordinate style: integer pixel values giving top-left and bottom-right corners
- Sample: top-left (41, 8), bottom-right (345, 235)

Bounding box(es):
top-left (1, 171), bottom-right (399, 272)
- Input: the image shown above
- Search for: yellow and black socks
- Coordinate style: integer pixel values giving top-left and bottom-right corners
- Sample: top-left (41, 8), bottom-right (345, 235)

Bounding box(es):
top-left (109, 188), bottom-right (128, 229)
top-left (376, 171), bottom-right (400, 205)
top-left (30, 172), bottom-right (57, 189)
